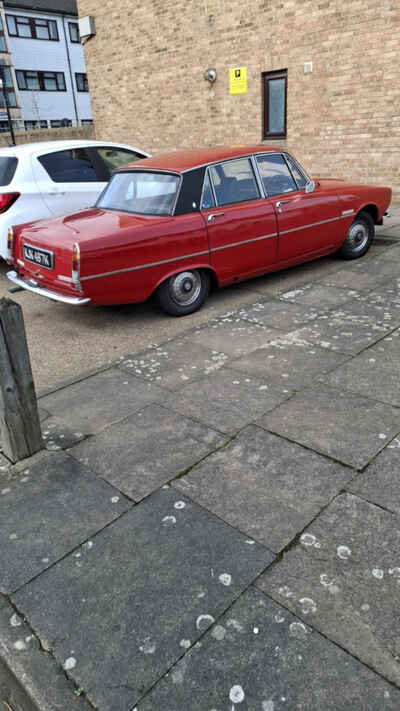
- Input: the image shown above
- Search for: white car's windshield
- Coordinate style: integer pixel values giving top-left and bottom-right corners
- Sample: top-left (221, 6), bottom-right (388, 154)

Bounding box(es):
top-left (97, 171), bottom-right (179, 215)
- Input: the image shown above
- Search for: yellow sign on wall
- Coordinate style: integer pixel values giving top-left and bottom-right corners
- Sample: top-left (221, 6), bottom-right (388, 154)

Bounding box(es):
top-left (229, 67), bottom-right (247, 95)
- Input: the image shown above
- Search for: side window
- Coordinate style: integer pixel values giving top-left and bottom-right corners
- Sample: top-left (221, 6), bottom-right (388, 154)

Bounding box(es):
top-left (200, 171), bottom-right (215, 209)
top-left (38, 148), bottom-right (99, 183)
top-left (95, 147), bottom-right (144, 178)
top-left (256, 154), bottom-right (297, 197)
top-left (209, 157), bottom-right (260, 206)
top-left (285, 154), bottom-right (308, 190)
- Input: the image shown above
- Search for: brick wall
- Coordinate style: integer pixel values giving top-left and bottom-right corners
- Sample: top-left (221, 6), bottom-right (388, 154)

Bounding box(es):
top-left (0, 124), bottom-right (95, 147)
top-left (77, 0), bottom-right (400, 202)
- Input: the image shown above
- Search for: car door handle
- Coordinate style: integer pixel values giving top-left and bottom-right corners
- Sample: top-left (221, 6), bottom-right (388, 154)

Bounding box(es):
top-left (208, 212), bottom-right (225, 222)
top-left (275, 200), bottom-right (291, 213)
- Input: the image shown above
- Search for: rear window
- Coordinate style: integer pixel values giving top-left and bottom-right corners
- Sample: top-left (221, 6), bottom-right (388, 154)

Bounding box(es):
top-left (38, 149), bottom-right (99, 183)
top-left (97, 171), bottom-right (179, 216)
top-left (0, 156), bottom-right (17, 186)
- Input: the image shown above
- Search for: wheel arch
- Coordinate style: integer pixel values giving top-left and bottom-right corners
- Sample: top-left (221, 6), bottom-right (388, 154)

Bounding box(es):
top-left (151, 263), bottom-right (219, 297)
top-left (357, 203), bottom-right (379, 224)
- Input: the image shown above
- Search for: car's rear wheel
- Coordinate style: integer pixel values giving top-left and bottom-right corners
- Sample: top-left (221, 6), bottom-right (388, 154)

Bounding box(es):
top-left (337, 211), bottom-right (374, 259)
top-left (156, 269), bottom-right (210, 316)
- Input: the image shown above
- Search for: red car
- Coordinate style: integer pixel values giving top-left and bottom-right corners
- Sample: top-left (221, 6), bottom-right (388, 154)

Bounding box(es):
top-left (7, 145), bottom-right (391, 316)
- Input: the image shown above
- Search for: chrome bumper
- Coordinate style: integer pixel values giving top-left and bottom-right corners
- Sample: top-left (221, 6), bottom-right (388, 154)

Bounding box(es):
top-left (7, 270), bottom-right (91, 306)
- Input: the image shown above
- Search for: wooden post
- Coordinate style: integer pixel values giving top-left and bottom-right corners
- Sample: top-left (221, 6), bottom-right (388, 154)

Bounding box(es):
top-left (0, 298), bottom-right (43, 462)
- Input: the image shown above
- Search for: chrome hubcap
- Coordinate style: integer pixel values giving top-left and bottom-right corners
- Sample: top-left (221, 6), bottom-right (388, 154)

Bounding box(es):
top-left (347, 222), bottom-right (369, 251)
top-left (169, 270), bottom-right (201, 306)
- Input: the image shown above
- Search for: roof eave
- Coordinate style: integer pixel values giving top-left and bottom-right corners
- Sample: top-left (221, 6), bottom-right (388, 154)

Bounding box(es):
top-left (3, 1), bottom-right (77, 17)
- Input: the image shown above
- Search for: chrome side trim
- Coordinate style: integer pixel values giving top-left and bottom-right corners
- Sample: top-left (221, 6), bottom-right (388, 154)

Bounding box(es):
top-left (80, 249), bottom-right (210, 282)
top-left (80, 233), bottom-right (278, 282)
top-left (7, 271), bottom-right (90, 306)
top-left (17, 258), bottom-right (24, 267)
top-left (75, 212), bottom-right (349, 285)
top-left (57, 274), bottom-right (74, 283)
top-left (341, 209), bottom-right (355, 216)
top-left (211, 233), bottom-right (277, 252)
top-left (279, 214), bottom-right (349, 237)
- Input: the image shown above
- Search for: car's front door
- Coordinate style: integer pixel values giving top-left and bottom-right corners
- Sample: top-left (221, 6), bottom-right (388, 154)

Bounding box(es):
top-left (200, 157), bottom-right (278, 284)
top-left (255, 153), bottom-right (341, 264)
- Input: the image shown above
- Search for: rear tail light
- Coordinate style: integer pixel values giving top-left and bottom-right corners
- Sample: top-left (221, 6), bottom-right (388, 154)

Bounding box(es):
top-left (72, 242), bottom-right (81, 285)
top-left (7, 226), bottom-right (13, 251)
top-left (6, 226), bottom-right (13, 262)
top-left (0, 192), bottom-right (20, 213)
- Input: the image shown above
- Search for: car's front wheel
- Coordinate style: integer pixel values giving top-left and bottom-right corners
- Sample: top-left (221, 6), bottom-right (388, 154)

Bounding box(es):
top-left (337, 211), bottom-right (374, 259)
top-left (156, 269), bottom-right (210, 316)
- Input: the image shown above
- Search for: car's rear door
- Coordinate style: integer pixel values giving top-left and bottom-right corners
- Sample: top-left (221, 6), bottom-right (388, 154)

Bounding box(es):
top-left (255, 153), bottom-right (341, 263)
top-left (200, 157), bottom-right (278, 284)
top-left (32, 146), bottom-right (106, 216)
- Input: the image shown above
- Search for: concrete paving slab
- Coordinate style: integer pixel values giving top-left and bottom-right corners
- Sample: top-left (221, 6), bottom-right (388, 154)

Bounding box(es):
top-left (279, 283), bottom-right (360, 308)
top-left (321, 348), bottom-right (400, 406)
top-left (38, 406), bottom-right (51, 421)
top-left (372, 278), bottom-right (400, 306)
top-left (230, 337), bottom-right (349, 389)
top-left (355, 292), bottom-right (400, 321)
top-left (0, 453), bottom-right (131, 593)
top-left (187, 315), bottom-right (282, 358)
top-left (39, 368), bottom-right (165, 434)
top-left (319, 267), bottom-right (387, 291)
top-left (345, 254), bottom-right (400, 276)
top-left (236, 297), bottom-right (324, 330)
top-left (0, 452), bottom-right (10, 472)
top-left (245, 256), bottom-right (342, 295)
top-left (289, 303), bottom-right (394, 355)
top-left (256, 493), bottom-right (400, 688)
top-left (119, 337), bottom-right (229, 390)
top-left (163, 367), bottom-right (293, 435)
top-left (348, 436), bottom-right (400, 514)
top-left (0, 596), bottom-right (93, 711)
top-left (174, 425), bottom-right (351, 552)
top-left (69, 403), bottom-right (226, 501)
top-left (12, 488), bottom-right (273, 711)
top-left (363, 328), bottom-right (400, 365)
top-left (261, 385), bottom-right (400, 469)
top-left (40, 417), bottom-right (87, 451)
top-left (137, 587), bottom-right (400, 711)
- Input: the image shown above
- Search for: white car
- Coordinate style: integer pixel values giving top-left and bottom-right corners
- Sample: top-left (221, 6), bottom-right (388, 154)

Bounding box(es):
top-left (0, 139), bottom-right (150, 259)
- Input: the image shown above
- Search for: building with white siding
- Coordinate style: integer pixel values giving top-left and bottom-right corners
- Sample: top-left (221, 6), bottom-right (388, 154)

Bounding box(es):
top-left (0, 0), bottom-right (92, 132)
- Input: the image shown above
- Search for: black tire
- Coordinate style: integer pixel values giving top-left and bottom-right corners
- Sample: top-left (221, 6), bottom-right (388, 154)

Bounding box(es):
top-left (337, 211), bottom-right (374, 260)
top-left (156, 269), bottom-right (210, 316)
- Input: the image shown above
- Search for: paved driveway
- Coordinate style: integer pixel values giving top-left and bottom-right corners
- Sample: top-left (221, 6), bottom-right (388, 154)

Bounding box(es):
top-left (1, 206), bottom-right (399, 393)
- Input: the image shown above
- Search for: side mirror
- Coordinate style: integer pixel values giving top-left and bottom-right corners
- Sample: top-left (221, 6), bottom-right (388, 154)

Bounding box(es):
top-left (305, 180), bottom-right (315, 194)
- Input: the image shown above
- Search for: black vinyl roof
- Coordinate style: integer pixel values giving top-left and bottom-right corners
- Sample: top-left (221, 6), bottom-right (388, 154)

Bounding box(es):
top-left (4, 0), bottom-right (77, 16)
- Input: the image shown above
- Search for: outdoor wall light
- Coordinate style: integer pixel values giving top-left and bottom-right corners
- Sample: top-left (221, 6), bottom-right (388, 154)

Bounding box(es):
top-left (204, 68), bottom-right (217, 83)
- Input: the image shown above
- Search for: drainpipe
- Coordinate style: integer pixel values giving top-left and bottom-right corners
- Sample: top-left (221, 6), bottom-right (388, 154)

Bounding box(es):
top-left (0, 64), bottom-right (15, 144)
top-left (62, 17), bottom-right (79, 126)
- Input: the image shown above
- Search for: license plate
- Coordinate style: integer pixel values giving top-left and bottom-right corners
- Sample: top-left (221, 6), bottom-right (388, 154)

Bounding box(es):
top-left (23, 243), bottom-right (54, 269)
